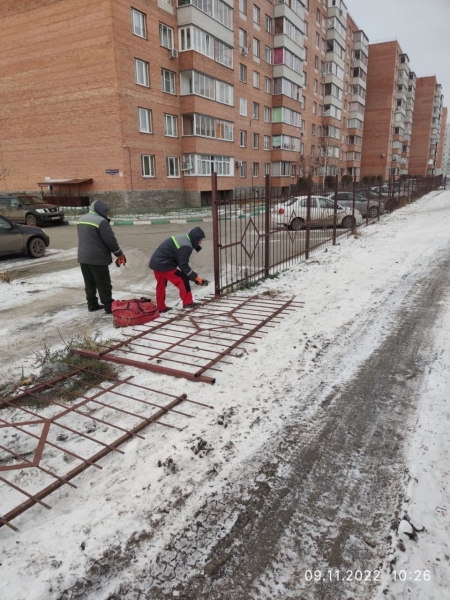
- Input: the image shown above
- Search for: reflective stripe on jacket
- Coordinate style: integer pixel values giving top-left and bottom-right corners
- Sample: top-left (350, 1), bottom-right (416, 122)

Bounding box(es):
top-left (77, 211), bottom-right (123, 266)
top-left (149, 233), bottom-right (198, 281)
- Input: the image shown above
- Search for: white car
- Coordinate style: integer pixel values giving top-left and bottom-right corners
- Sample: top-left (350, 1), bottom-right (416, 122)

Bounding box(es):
top-left (272, 195), bottom-right (363, 231)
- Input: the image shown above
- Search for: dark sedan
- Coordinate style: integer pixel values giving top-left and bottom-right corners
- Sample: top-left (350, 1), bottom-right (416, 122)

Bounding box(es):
top-left (0, 215), bottom-right (50, 258)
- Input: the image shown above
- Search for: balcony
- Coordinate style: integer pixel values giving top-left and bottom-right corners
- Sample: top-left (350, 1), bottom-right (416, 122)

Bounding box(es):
top-left (274, 33), bottom-right (305, 58)
top-left (326, 26), bottom-right (346, 49)
top-left (274, 1), bottom-right (305, 29)
top-left (395, 105), bottom-right (406, 119)
top-left (400, 53), bottom-right (410, 68)
top-left (177, 2), bottom-right (233, 46)
top-left (328, 0), bottom-right (348, 21)
top-left (409, 71), bottom-right (417, 87)
top-left (354, 30), bottom-right (369, 52)
top-left (397, 70), bottom-right (408, 87)
top-left (404, 110), bottom-right (413, 124)
top-left (273, 64), bottom-right (304, 88)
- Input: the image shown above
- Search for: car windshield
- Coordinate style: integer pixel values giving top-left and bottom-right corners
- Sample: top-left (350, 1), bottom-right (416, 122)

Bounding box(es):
top-left (18, 196), bottom-right (45, 205)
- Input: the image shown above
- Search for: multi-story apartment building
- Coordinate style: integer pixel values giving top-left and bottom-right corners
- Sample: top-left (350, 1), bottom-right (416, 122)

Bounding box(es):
top-left (0, 0), bottom-right (366, 207)
top-left (436, 106), bottom-right (447, 175)
top-left (409, 77), bottom-right (445, 177)
top-left (442, 121), bottom-right (450, 178)
top-left (360, 41), bottom-right (415, 180)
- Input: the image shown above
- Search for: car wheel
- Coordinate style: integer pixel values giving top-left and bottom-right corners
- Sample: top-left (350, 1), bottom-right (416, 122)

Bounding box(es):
top-left (289, 217), bottom-right (304, 231)
top-left (368, 206), bottom-right (379, 219)
top-left (27, 237), bottom-right (46, 258)
top-left (25, 214), bottom-right (37, 226)
top-left (342, 215), bottom-right (354, 229)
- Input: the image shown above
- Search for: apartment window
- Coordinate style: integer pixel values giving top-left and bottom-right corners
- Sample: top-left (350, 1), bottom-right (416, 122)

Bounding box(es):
top-left (215, 40), bottom-right (233, 68)
top-left (252, 102), bottom-right (259, 119)
top-left (135, 59), bottom-right (149, 87)
top-left (240, 161), bottom-right (247, 178)
top-left (216, 80), bottom-right (233, 105)
top-left (312, 102), bottom-right (317, 114)
top-left (264, 46), bottom-right (272, 64)
top-left (162, 69), bottom-right (176, 94)
top-left (265, 15), bottom-right (272, 33)
top-left (253, 71), bottom-right (260, 88)
top-left (311, 123), bottom-right (316, 135)
top-left (316, 8), bottom-right (320, 22)
top-left (253, 133), bottom-right (259, 149)
top-left (315, 32), bottom-right (320, 46)
top-left (264, 163), bottom-right (270, 175)
top-left (304, 21), bottom-right (308, 37)
top-left (253, 5), bottom-right (260, 25)
top-left (253, 38), bottom-right (260, 58)
top-left (240, 130), bottom-right (247, 147)
top-left (264, 135), bottom-right (270, 150)
top-left (264, 106), bottom-right (271, 122)
top-left (252, 162), bottom-right (259, 177)
top-left (303, 72), bottom-right (307, 85)
top-left (159, 23), bottom-right (174, 49)
top-left (304, 46), bottom-right (308, 62)
top-left (314, 79), bottom-right (318, 93)
top-left (131, 8), bottom-right (146, 38)
top-left (142, 155), bottom-right (155, 177)
top-left (239, 64), bottom-right (247, 82)
top-left (302, 95), bottom-right (306, 109)
top-left (314, 55), bottom-right (319, 70)
top-left (179, 26), bottom-right (213, 58)
top-left (138, 108), bottom-right (152, 133)
top-left (164, 114), bottom-right (178, 137)
top-left (239, 29), bottom-right (247, 50)
top-left (239, 0), bottom-right (247, 14)
top-left (240, 98), bottom-right (248, 116)
top-left (167, 157), bottom-right (180, 178)
top-left (180, 70), bottom-right (215, 99)
top-left (265, 77), bottom-right (271, 93)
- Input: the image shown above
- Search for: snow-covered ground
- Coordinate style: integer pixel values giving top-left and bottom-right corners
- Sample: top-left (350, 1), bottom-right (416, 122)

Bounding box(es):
top-left (1, 191), bottom-right (450, 599)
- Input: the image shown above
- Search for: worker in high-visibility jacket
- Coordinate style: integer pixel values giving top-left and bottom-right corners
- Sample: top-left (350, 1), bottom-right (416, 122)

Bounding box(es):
top-left (149, 227), bottom-right (209, 313)
top-left (77, 200), bottom-right (126, 313)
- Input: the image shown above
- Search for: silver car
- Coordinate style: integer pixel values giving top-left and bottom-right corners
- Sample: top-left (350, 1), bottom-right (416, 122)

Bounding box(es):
top-left (272, 195), bottom-right (363, 231)
top-left (326, 192), bottom-right (385, 219)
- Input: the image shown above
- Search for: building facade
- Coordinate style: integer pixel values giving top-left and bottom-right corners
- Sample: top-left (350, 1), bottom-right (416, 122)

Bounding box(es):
top-left (442, 121), bottom-right (450, 177)
top-left (409, 77), bottom-right (445, 177)
top-left (360, 41), bottom-right (416, 180)
top-left (1, 0), bottom-right (365, 207)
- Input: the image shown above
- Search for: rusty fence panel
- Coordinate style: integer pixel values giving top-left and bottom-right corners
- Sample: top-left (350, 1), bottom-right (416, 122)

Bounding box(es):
top-left (212, 174), bottom-right (442, 295)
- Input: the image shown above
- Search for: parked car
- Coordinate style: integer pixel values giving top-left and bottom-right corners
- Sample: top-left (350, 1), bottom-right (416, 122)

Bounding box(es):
top-left (272, 195), bottom-right (363, 231)
top-left (0, 215), bottom-right (50, 258)
top-left (324, 192), bottom-right (385, 219)
top-left (0, 194), bottom-right (64, 227)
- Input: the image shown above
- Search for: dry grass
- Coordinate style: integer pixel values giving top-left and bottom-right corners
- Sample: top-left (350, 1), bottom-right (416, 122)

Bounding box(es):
top-left (0, 270), bottom-right (14, 284)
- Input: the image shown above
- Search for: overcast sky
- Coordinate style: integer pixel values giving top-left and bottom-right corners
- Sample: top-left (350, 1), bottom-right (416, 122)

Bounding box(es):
top-left (345, 0), bottom-right (450, 106)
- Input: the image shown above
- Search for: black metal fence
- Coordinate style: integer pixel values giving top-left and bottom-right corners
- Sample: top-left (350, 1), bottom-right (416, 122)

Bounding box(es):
top-left (211, 173), bottom-right (443, 295)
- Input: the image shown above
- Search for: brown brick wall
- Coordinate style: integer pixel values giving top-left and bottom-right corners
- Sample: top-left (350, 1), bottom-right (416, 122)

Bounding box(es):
top-left (0, 0), bottom-right (126, 193)
top-left (409, 76), bottom-right (435, 177)
top-left (360, 41), bottom-right (399, 180)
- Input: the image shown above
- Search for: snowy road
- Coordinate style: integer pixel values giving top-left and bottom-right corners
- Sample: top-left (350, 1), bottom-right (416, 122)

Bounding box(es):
top-left (1, 191), bottom-right (450, 600)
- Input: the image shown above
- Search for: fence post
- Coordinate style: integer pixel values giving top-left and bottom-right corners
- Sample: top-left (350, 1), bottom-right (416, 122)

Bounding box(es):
top-left (305, 173), bottom-right (312, 259)
top-left (332, 174), bottom-right (338, 245)
top-left (211, 172), bottom-right (221, 296)
top-left (366, 181), bottom-right (370, 225)
top-left (264, 174), bottom-right (271, 277)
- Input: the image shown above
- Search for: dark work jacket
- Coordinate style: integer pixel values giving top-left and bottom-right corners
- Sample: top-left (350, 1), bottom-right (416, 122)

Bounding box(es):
top-left (149, 227), bottom-right (205, 281)
top-left (77, 200), bottom-right (123, 266)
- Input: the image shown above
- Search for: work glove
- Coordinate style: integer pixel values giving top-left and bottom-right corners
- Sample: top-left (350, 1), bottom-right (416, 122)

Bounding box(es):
top-left (115, 254), bottom-right (127, 267)
top-left (194, 276), bottom-right (210, 287)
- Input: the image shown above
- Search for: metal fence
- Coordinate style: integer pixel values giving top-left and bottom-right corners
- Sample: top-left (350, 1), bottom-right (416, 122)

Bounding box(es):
top-left (211, 173), bottom-right (443, 295)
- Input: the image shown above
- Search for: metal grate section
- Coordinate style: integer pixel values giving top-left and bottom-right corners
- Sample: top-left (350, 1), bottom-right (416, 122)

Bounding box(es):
top-left (0, 369), bottom-right (209, 532)
top-left (73, 295), bottom-right (302, 385)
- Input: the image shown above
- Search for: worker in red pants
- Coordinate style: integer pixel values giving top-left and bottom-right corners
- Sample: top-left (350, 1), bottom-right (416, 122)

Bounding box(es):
top-left (149, 227), bottom-right (209, 312)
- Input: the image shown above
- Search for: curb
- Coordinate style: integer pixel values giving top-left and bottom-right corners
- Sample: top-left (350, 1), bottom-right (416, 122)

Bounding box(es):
top-left (65, 217), bottom-right (214, 226)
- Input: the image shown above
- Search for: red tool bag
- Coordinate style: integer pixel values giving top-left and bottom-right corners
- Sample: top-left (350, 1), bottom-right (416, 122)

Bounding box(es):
top-left (111, 297), bottom-right (160, 327)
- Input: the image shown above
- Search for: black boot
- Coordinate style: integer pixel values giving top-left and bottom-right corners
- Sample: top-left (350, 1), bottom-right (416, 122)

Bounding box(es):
top-left (88, 304), bottom-right (104, 312)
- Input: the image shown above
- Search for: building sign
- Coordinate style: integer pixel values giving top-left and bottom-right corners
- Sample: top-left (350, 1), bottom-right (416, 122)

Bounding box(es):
top-left (105, 169), bottom-right (119, 175)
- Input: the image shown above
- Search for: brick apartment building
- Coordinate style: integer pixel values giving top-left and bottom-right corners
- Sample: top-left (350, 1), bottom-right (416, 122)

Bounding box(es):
top-left (0, 0), bottom-right (366, 208)
top-left (360, 40), bottom-right (416, 181)
top-left (437, 106), bottom-right (448, 174)
top-left (409, 77), bottom-right (446, 177)
top-left (442, 121), bottom-right (450, 177)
